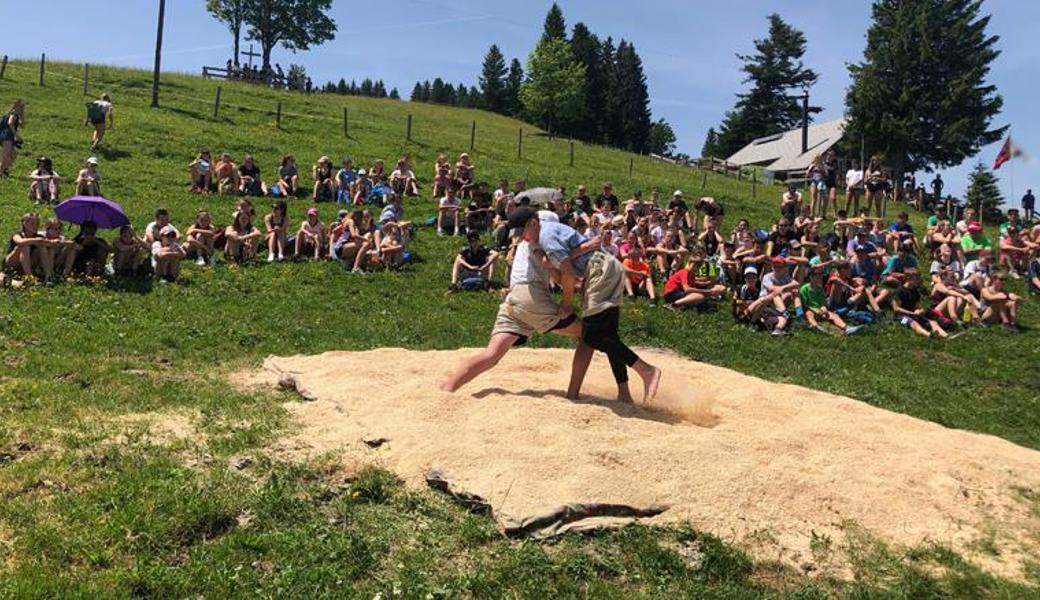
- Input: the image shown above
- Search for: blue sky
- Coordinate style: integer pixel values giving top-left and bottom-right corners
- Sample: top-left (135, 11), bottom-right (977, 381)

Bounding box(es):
top-left (4, 0), bottom-right (1037, 202)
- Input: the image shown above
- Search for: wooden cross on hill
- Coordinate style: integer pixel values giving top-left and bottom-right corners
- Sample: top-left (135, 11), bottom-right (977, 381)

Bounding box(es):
top-left (242, 44), bottom-right (261, 68)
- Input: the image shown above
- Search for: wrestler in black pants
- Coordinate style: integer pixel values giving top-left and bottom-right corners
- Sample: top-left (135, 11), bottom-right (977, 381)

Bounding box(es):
top-left (581, 306), bottom-right (639, 383)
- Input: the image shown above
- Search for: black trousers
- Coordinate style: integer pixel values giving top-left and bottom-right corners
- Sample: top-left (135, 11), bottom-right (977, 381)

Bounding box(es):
top-left (582, 307), bottom-right (639, 384)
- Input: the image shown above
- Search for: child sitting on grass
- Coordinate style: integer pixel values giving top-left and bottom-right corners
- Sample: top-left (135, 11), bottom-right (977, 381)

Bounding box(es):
top-left (225, 210), bottom-right (261, 263)
top-left (188, 150), bottom-right (212, 194)
top-left (622, 245), bottom-right (655, 302)
top-left (152, 225), bottom-right (185, 282)
top-left (264, 201), bottom-right (289, 263)
top-left (980, 272), bottom-right (1021, 332)
top-left (733, 267), bottom-right (789, 335)
top-left (891, 269), bottom-right (949, 338)
top-left (29, 156), bottom-right (61, 204)
top-left (184, 210), bottom-right (217, 266)
top-left (275, 155), bottom-right (299, 198)
top-left (663, 249), bottom-right (727, 310)
top-left (336, 159), bottom-right (357, 204)
top-left (294, 207), bottom-right (325, 260)
top-left (111, 225), bottom-right (151, 276)
top-left (761, 256), bottom-right (802, 317)
top-left (800, 268), bottom-right (862, 335)
top-left (71, 221), bottom-right (110, 278)
top-left (379, 222), bottom-right (406, 269)
top-left (42, 219), bottom-right (77, 280)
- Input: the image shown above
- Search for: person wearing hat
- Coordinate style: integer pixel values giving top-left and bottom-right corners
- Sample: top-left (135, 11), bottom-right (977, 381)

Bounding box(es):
top-left (733, 265), bottom-right (790, 335)
top-left (189, 149), bottom-right (213, 194)
top-left (999, 224), bottom-right (1033, 278)
top-left (151, 224), bottom-right (185, 283)
top-left (29, 156), bottom-right (61, 204)
top-left (574, 184), bottom-right (593, 214)
top-left (666, 190), bottom-right (690, 231)
top-left (960, 222), bottom-right (992, 263)
top-left (454, 153), bottom-right (475, 198)
top-left (294, 207), bottom-right (326, 260)
top-left (310, 155), bottom-right (336, 201)
top-left (522, 207), bottom-right (661, 403)
top-left (74, 157), bottom-right (102, 197)
top-left (440, 207), bottom-right (589, 394)
top-left (760, 256), bottom-right (802, 316)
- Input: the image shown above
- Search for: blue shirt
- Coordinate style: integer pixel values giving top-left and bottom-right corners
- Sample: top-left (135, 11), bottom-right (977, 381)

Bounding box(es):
top-left (538, 221), bottom-right (592, 275)
top-left (852, 258), bottom-right (878, 284)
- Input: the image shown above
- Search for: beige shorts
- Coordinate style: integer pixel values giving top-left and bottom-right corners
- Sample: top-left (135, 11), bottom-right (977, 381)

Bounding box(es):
top-left (491, 283), bottom-right (560, 339)
top-left (583, 251), bottom-right (625, 317)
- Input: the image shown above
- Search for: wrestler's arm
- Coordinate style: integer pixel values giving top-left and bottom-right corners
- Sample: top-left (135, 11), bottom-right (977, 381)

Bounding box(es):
top-left (568, 237), bottom-right (600, 260)
top-left (556, 259), bottom-right (577, 316)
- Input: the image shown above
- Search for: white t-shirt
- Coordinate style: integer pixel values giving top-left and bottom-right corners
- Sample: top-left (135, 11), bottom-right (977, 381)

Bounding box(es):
top-left (845, 169), bottom-right (864, 189)
top-left (439, 196), bottom-right (460, 209)
top-left (145, 221), bottom-right (180, 240)
top-left (95, 100), bottom-right (113, 115)
top-left (960, 260), bottom-right (990, 287)
top-left (152, 240), bottom-right (182, 257)
top-left (510, 241), bottom-right (549, 287)
top-left (649, 224), bottom-right (665, 245)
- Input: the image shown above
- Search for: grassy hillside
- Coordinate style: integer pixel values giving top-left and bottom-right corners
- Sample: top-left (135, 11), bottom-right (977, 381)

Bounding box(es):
top-left (0, 59), bottom-right (1037, 596)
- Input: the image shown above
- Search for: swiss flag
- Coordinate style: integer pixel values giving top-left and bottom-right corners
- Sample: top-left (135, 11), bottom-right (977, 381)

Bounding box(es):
top-left (993, 136), bottom-right (1019, 170)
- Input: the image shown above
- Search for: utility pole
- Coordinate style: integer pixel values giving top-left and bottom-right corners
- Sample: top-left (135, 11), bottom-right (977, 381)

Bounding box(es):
top-left (800, 89), bottom-right (809, 155)
top-left (150, 0), bottom-right (166, 108)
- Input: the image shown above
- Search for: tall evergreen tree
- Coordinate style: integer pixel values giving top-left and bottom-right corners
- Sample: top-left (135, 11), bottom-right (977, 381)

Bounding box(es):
top-left (504, 58), bottom-right (525, 116)
top-left (568, 22), bottom-right (604, 141)
top-left (965, 162), bottom-right (1004, 221)
top-left (456, 84), bottom-right (469, 106)
top-left (712, 14), bottom-right (819, 157)
top-left (541, 2), bottom-right (567, 43)
top-left (520, 38), bottom-right (586, 135)
top-left (611, 41), bottom-right (652, 152)
top-left (467, 86), bottom-right (481, 108)
top-left (360, 78), bottom-right (373, 96)
top-left (845, 0), bottom-right (1004, 189)
top-left (431, 78), bottom-right (447, 103)
top-left (599, 36), bottom-right (622, 145)
top-left (410, 82), bottom-right (424, 101)
top-left (421, 80), bottom-right (432, 102)
top-left (479, 44), bottom-right (508, 112)
top-left (389, 87), bottom-right (400, 100)
top-left (702, 127), bottom-right (720, 157)
top-left (336, 78), bottom-right (348, 95)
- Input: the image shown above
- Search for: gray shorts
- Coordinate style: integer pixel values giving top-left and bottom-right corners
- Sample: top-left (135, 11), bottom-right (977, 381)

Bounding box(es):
top-left (491, 283), bottom-right (561, 339)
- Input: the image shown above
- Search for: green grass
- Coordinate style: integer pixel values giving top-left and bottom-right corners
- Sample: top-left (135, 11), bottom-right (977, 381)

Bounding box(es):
top-left (0, 59), bottom-right (1037, 596)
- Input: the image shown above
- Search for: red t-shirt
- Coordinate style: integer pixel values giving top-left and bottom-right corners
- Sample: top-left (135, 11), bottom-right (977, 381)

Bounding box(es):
top-left (664, 268), bottom-right (690, 295)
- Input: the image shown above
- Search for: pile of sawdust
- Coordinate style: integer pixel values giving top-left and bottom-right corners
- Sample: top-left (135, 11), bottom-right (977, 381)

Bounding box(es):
top-left (253, 348), bottom-right (1040, 579)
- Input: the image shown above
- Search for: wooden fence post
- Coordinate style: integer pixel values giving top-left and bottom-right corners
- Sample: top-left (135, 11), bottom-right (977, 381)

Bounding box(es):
top-left (517, 127), bottom-right (522, 159)
top-left (83, 63), bottom-right (89, 95)
top-left (39, 53), bottom-right (45, 86)
top-left (469, 120), bottom-right (476, 151)
top-left (752, 171), bottom-right (757, 199)
top-left (406, 114), bottom-right (412, 141)
top-left (213, 86), bottom-right (222, 118)
top-left (628, 157), bottom-right (634, 177)
top-left (276, 101), bottom-right (282, 128)
top-left (569, 140), bottom-right (574, 167)
top-left (701, 171), bottom-right (708, 189)
top-left (0, 55), bottom-right (7, 80)
top-left (343, 107), bottom-right (348, 138)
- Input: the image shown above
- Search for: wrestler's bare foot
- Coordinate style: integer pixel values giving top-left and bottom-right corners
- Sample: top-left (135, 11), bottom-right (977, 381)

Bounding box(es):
top-left (439, 380), bottom-right (457, 393)
top-left (635, 363), bottom-right (661, 402)
top-left (616, 383), bottom-right (634, 403)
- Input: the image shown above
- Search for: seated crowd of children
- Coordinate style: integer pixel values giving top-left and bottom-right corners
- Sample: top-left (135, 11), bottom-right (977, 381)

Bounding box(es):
top-left (452, 182), bottom-right (1038, 337)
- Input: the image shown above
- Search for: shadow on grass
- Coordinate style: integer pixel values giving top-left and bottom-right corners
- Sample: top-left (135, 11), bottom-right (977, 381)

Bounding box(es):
top-left (97, 147), bottom-right (132, 161)
top-left (104, 275), bottom-right (154, 294)
top-left (471, 386), bottom-right (685, 425)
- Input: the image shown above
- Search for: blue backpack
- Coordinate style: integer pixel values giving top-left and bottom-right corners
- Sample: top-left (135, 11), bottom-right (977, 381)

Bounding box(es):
top-left (87, 101), bottom-right (106, 123)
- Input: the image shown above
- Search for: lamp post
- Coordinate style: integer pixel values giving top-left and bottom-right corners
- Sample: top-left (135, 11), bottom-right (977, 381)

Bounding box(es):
top-left (150, 0), bottom-right (165, 108)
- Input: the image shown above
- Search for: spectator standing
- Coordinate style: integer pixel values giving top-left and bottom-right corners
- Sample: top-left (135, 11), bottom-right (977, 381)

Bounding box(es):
top-left (0, 99), bottom-right (26, 177)
top-left (931, 174), bottom-right (944, 205)
top-left (1022, 189), bottom-right (1035, 223)
top-left (86, 94), bottom-right (114, 152)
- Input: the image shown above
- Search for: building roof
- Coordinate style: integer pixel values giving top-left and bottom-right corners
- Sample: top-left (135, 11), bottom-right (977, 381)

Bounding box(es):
top-left (726, 118), bottom-right (846, 173)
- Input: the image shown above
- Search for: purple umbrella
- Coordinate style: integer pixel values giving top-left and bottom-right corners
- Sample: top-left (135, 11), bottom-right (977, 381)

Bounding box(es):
top-left (54, 196), bottom-right (130, 229)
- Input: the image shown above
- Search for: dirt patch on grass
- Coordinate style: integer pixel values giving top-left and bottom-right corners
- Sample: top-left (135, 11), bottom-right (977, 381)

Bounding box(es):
top-left (112, 411), bottom-right (200, 445)
top-left (252, 348), bottom-right (1040, 581)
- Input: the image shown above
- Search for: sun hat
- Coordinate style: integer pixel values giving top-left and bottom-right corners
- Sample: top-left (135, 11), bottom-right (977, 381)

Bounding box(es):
top-left (86, 157), bottom-right (99, 165)
top-left (160, 225), bottom-right (177, 236)
top-left (673, 190), bottom-right (683, 197)
top-left (307, 207), bottom-right (319, 217)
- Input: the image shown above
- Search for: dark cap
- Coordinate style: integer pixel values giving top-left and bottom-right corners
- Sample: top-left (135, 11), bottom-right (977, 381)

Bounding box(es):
top-left (507, 207), bottom-right (539, 232)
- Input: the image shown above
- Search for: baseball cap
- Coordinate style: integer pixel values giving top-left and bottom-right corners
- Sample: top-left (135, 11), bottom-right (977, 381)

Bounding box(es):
top-left (854, 242), bottom-right (876, 253)
top-left (743, 266), bottom-right (758, 276)
top-left (672, 190), bottom-right (683, 197)
top-left (771, 256), bottom-right (787, 265)
top-left (337, 209), bottom-right (349, 219)
top-left (506, 207), bottom-right (538, 236)
top-left (307, 207), bottom-right (319, 217)
top-left (86, 156), bottom-right (99, 165)
top-left (160, 225), bottom-right (177, 236)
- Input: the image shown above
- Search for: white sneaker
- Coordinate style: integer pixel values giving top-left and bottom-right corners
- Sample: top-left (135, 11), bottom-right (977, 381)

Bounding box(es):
top-left (267, 253), bottom-right (276, 263)
top-left (196, 256), bottom-right (206, 266)
top-left (278, 253), bottom-right (286, 261)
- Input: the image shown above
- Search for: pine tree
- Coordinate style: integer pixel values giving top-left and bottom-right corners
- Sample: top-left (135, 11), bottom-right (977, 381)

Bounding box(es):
top-left (569, 22), bottom-right (604, 141)
top-left (421, 80), bottom-right (432, 102)
top-left (479, 44), bottom-right (508, 112)
top-left (599, 36), bottom-right (622, 145)
top-left (360, 78), bottom-right (373, 96)
top-left (611, 41), bottom-right (652, 152)
top-left (467, 86), bottom-right (481, 108)
top-left (389, 87), bottom-right (400, 100)
top-left (520, 38), bottom-right (586, 135)
top-left (410, 82), bottom-right (424, 102)
top-left (702, 127), bottom-right (720, 157)
top-left (504, 58), bottom-right (524, 116)
top-left (373, 80), bottom-right (387, 97)
top-left (336, 78), bottom-right (348, 95)
top-left (541, 2), bottom-right (567, 43)
top-left (845, 0), bottom-right (1004, 189)
top-left (712, 14), bottom-right (819, 157)
top-left (456, 84), bottom-right (469, 106)
top-left (965, 162), bottom-right (1004, 221)
top-left (431, 78), bottom-right (447, 103)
